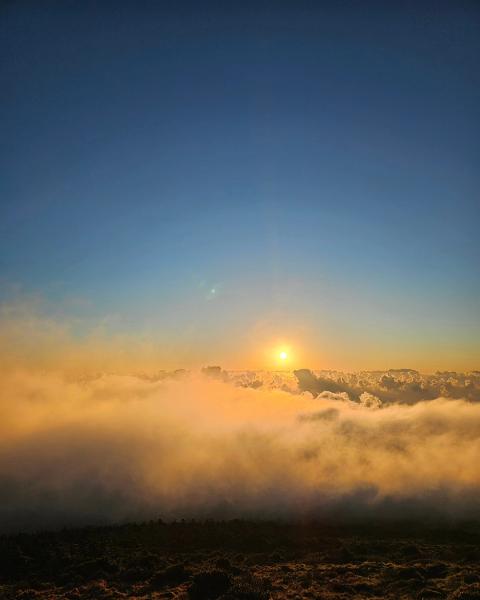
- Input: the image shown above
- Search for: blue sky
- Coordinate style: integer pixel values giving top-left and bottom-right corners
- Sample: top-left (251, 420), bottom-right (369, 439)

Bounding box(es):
top-left (1, 1), bottom-right (479, 369)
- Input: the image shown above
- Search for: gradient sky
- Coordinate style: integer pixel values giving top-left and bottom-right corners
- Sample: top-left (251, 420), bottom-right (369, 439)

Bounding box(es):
top-left (1, 1), bottom-right (479, 370)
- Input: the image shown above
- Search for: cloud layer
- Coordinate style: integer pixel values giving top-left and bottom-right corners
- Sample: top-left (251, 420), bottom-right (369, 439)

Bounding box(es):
top-left (1, 367), bottom-right (479, 533)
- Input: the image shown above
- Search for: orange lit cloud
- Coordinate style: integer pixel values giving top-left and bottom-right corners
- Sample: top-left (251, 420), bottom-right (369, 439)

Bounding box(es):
top-left (1, 364), bottom-right (480, 532)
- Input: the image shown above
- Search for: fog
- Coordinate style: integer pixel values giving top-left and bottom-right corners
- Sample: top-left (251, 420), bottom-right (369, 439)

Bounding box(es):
top-left (1, 366), bottom-right (479, 533)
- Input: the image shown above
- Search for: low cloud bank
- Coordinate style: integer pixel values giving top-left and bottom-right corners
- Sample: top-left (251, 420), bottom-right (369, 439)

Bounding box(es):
top-left (223, 367), bottom-right (480, 404)
top-left (1, 368), bottom-right (480, 533)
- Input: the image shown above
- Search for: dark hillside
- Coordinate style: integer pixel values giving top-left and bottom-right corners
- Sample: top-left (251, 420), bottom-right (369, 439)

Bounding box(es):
top-left (1, 520), bottom-right (479, 598)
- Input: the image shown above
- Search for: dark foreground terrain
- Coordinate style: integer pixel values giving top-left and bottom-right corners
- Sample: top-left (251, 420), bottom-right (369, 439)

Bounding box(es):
top-left (1, 520), bottom-right (479, 599)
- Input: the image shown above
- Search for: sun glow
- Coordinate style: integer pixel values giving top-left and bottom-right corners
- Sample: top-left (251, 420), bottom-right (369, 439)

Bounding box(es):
top-left (262, 341), bottom-right (299, 369)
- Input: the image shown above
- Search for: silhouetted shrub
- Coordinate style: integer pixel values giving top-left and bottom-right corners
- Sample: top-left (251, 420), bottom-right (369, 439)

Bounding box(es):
top-left (215, 557), bottom-right (231, 570)
top-left (151, 563), bottom-right (190, 587)
top-left (423, 562), bottom-right (449, 579)
top-left (222, 575), bottom-right (270, 600)
top-left (188, 570), bottom-right (232, 599)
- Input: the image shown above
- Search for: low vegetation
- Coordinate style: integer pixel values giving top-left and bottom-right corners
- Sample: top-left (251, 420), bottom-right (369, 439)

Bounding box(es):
top-left (1, 519), bottom-right (479, 598)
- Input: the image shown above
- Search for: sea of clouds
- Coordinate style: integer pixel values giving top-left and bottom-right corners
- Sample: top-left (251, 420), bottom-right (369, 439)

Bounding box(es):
top-left (1, 365), bottom-right (479, 533)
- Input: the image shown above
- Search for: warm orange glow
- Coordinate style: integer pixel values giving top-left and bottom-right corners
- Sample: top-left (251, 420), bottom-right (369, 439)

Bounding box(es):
top-left (272, 344), bottom-right (293, 368)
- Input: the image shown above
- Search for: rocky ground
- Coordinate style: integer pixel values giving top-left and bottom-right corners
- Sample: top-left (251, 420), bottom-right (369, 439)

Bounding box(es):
top-left (1, 520), bottom-right (479, 599)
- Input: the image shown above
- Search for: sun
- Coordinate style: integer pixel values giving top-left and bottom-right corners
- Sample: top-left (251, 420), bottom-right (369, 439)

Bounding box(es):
top-left (270, 344), bottom-right (293, 367)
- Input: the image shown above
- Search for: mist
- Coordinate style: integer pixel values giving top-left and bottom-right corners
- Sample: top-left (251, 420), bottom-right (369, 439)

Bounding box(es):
top-left (1, 366), bottom-right (479, 533)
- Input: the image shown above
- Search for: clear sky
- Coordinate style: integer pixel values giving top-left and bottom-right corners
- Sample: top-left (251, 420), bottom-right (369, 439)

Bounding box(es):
top-left (1, 1), bottom-right (479, 371)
